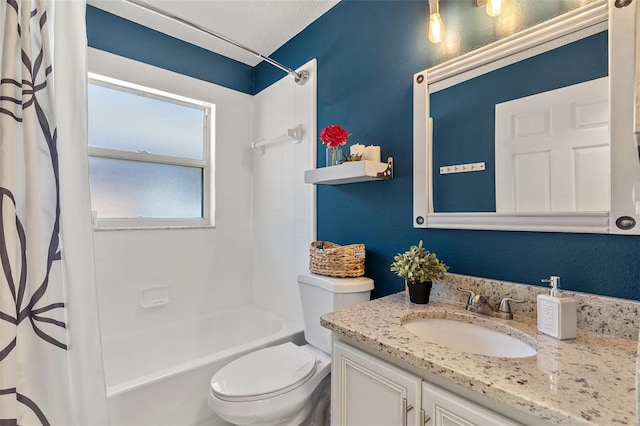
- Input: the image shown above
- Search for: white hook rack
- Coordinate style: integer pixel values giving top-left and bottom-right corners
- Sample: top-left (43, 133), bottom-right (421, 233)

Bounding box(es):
top-left (251, 125), bottom-right (302, 154)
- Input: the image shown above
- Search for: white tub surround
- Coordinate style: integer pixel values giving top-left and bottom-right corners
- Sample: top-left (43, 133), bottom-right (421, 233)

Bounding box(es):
top-left (251, 59), bottom-right (317, 323)
top-left (321, 286), bottom-right (639, 425)
top-left (89, 48), bottom-right (255, 338)
top-left (91, 53), bottom-right (317, 426)
top-left (103, 306), bottom-right (302, 426)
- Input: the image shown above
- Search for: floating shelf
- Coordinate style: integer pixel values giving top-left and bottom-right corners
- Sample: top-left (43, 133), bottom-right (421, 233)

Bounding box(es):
top-left (304, 158), bottom-right (393, 185)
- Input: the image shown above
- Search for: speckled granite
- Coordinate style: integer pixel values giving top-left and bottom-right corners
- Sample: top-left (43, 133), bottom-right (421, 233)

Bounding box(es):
top-left (435, 274), bottom-right (640, 340)
top-left (321, 292), bottom-right (638, 425)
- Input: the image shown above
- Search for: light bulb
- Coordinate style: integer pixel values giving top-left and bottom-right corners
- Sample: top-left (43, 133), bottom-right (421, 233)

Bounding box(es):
top-left (486, 0), bottom-right (502, 17)
top-left (428, 12), bottom-right (444, 44)
top-left (427, 0), bottom-right (445, 44)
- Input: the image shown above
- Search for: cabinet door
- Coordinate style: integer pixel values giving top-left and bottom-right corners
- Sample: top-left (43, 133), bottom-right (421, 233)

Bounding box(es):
top-left (332, 341), bottom-right (422, 426)
top-left (422, 381), bottom-right (522, 426)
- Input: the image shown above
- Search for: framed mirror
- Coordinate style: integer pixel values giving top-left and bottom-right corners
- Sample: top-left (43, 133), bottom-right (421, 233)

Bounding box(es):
top-left (413, 0), bottom-right (640, 234)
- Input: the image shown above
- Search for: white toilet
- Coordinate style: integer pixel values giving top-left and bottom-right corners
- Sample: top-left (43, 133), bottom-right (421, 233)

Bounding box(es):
top-left (207, 273), bottom-right (374, 426)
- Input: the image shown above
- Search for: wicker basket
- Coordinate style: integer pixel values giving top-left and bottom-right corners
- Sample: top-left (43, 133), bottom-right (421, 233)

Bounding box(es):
top-left (309, 241), bottom-right (365, 278)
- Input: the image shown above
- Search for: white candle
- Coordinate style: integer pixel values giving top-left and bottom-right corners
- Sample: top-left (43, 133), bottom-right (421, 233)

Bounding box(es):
top-left (350, 143), bottom-right (365, 158)
top-left (363, 145), bottom-right (381, 162)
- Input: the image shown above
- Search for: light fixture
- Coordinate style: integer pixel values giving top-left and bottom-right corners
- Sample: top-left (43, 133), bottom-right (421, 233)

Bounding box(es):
top-left (485, 0), bottom-right (502, 17)
top-left (477, 0), bottom-right (502, 17)
top-left (428, 0), bottom-right (445, 44)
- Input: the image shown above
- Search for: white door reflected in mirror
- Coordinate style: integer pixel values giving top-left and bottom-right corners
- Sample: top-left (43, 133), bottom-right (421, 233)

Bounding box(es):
top-left (495, 77), bottom-right (610, 213)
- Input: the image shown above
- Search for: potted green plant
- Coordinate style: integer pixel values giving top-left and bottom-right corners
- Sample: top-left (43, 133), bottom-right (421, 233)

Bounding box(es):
top-left (390, 241), bottom-right (448, 304)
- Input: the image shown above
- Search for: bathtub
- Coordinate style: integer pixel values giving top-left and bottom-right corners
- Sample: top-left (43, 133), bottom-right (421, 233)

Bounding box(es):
top-left (102, 305), bottom-right (303, 426)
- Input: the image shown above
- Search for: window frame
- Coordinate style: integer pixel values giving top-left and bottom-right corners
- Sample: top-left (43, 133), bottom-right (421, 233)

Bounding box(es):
top-left (87, 73), bottom-right (214, 230)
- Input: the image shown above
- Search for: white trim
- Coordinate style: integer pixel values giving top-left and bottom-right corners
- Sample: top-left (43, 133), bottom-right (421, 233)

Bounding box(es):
top-left (87, 146), bottom-right (207, 168)
top-left (424, 212), bottom-right (610, 234)
top-left (429, 21), bottom-right (608, 94)
top-left (306, 60), bottom-right (318, 244)
top-left (204, 104), bottom-right (214, 231)
top-left (427, 1), bottom-right (608, 88)
top-left (609, 0), bottom-right (640, 234)
top-left (94, 218), bottom-right (210, 230)
top-left (88, 72), bottom-right (210, 109)
top-left (413, 78), bottom-right (429, 228)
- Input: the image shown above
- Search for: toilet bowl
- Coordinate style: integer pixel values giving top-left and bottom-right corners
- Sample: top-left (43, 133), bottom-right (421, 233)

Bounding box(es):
top-left (207, 344), bottom-right (330, 426)
top-left (207, 273), bottom-right (373, 425)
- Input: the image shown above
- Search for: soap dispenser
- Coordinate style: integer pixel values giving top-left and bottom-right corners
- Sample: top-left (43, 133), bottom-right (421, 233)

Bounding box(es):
top-left (537, 276), bottom-right (577, 340)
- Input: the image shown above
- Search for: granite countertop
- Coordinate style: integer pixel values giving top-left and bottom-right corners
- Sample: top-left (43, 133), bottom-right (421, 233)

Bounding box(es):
top-left (321, 292), bottom-right (638, 425)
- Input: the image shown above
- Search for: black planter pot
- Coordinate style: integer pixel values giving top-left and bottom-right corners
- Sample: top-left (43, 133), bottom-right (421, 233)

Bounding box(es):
top-left (407, 281), bottom-right (432, 304)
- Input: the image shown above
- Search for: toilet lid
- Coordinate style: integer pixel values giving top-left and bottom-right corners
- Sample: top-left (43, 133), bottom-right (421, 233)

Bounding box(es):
top-left (210, 342), bottom-right (317, 402)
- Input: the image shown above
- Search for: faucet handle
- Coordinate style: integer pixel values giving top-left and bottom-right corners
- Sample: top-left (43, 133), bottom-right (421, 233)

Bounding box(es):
top-left (496, 297), bottom-right (524, 319)
top-left (456, 287), bottom-right (476, 306)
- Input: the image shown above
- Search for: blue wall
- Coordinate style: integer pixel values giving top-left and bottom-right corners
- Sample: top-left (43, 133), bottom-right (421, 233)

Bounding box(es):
top-left (254, 1), bottom-right (640, 301)
top-left (87, 1), bottom-right (640, 301)
top-left (86, 5), bottom-right (254, 94)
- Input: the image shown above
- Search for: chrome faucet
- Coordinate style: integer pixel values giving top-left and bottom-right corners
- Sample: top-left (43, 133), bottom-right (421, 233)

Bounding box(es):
top-left (457, 288), bottom-right (523, 320)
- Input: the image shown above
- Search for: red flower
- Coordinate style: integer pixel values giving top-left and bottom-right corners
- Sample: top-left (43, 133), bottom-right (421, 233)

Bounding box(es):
top-left (320, 125), bottom-right (349, 149)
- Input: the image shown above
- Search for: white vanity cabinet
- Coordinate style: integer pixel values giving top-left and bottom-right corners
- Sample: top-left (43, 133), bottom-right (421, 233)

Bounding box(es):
top-left (332, 340), bottom-right (422, 426)
top-left (421, 381), bottom-right (520, 426)
top-left (332, 341), bottom-right (521, 426)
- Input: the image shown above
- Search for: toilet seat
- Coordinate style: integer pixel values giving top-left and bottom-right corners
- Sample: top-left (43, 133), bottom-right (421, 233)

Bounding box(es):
top-left (211, 342), bottom-right (317, 402)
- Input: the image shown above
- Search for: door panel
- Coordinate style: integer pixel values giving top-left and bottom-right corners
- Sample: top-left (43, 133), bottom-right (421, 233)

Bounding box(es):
top-left (332, 341), bottom-right (421, 426)
top-left (496, 77), bottom-right (609, 212)
top-left (422, 382), bottom-right (521, 426)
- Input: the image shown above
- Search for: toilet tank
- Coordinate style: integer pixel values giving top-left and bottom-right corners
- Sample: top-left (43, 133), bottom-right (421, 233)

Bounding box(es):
top-left (297, 273), bottom-right (374, 354)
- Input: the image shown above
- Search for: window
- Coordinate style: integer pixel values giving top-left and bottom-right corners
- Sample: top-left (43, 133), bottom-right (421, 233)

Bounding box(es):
top-left (87, 73), bottom-right (213, 228)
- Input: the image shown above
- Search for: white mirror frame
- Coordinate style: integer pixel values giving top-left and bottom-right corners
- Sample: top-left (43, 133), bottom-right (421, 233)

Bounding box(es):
top-left (413, 0), bottom-right (640, 234)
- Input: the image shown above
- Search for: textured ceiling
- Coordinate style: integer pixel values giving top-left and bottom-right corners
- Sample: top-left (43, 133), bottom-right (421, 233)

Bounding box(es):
top-left (88, 0), bottom-right (339, 66)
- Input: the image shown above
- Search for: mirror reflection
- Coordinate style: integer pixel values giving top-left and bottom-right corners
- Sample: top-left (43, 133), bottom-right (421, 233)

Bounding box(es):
top-left (430, 30), bottom-right (608, 213)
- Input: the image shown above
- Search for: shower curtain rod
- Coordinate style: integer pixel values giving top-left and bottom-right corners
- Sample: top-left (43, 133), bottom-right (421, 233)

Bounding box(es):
top-left (122, 0), bottom-right (310, 85)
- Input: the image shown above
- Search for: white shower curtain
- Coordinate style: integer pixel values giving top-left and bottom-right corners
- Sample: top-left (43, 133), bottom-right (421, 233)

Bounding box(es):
top-left (0, 0), bottom-right (108, 424)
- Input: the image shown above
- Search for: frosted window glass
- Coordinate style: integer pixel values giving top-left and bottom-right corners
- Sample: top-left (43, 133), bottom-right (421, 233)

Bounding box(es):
top-left (89, 157), bottom-right (203, 219)
top-left (88, 83), bottom-right (204, 159)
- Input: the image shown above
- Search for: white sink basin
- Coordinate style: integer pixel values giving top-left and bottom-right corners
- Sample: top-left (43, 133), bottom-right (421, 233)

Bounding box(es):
top-left (402, 318), bottom-right (537, 358)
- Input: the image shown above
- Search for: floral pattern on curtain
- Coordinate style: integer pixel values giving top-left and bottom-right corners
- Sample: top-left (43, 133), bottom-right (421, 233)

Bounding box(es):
top-left (0, 0), bottom-right (74, 423)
